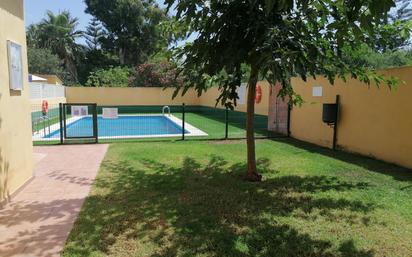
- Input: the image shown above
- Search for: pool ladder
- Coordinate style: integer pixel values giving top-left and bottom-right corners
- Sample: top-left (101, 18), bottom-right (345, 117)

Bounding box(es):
top-left (162, 106), bottom-right (171, 116)
top-left (32, 116), bottom-right (51, 137)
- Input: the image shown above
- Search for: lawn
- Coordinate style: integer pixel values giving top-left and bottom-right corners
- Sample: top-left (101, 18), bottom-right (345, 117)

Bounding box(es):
top-left (62, 139), bottom-right (412, 257)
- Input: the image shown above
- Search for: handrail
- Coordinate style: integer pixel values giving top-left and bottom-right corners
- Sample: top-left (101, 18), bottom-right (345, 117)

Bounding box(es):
top-left (162, 106), bottom-right (171, 116)
top-left (33, 116), bottom-right (51, 136)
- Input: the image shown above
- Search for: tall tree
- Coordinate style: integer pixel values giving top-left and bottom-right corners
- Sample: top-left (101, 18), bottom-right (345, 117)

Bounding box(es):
top-left (34, 10), bottom-right (83, 82)
top-left (393, 0), bottom-right (412, 21)
top-left (166, 0), bottom-right (404, 181)
top-left (375, 0), bottom-right (412, 50)
top-left (85, 17), bottom-right (105, 50)
top-left (77, 17), bottom-right (112, 84)
top-left (85, 0), bottom-right (168, 66)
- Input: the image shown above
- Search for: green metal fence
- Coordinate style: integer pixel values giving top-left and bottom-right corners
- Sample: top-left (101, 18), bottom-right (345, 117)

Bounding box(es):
top-left (31, 104), bottom-right (286, 145)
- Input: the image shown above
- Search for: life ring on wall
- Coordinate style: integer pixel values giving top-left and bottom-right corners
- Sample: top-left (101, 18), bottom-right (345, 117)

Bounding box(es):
top-left (255, 84), bottom-right (262, 104)
top-left (41, 100), bottom-right (49, 116)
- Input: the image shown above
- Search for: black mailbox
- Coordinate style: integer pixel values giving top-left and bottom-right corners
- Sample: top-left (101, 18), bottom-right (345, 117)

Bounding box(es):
top-left (322, 103), bottom-right (338, 124)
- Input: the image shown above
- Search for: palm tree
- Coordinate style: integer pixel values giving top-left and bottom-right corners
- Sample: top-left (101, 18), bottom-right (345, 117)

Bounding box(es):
top-left (26, 24), bottom-right (41, 48)
top-left (37, 10), bottom-right (83, 81)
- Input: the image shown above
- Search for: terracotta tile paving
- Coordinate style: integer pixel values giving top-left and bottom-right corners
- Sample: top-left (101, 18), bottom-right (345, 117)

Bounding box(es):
top-left (0, 144), bottom-right (109, 257)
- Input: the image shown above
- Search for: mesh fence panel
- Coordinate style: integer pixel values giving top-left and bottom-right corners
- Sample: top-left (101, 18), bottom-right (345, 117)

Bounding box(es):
top-left (31, 103), bottom-right (60, 140)
top-left (182, 106), bottom-right (226, 140)
top-left (227, 109), bottom-right (269, 139)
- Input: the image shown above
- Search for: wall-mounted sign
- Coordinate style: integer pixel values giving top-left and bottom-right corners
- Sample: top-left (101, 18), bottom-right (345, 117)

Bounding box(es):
top-left (7, 40), bottom-right (24, 91)
top-left (237, 83), bottom-right (247, 104)
top-left (71, 106), bottom-right (89, 116)
top-left (312, 86), bottom-right (323, 97)
top-left (102, 108), bottom-right (119, 119)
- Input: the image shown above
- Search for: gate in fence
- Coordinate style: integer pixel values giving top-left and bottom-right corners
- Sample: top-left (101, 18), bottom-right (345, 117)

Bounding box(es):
top-left (59, 103), bottom-right (98, 144)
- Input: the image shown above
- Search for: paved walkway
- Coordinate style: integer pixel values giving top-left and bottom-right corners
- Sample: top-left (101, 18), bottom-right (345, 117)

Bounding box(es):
top-left (0, 144), bottom-right (109, 257)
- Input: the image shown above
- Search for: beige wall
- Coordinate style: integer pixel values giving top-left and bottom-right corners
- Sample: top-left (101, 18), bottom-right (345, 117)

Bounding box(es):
top-left (197, 81), bottom-right (270, 116)
top-left (290, 66), bottom-right (412, 169)
top-left (66, 83), bottom-right (270, 116)
top-left (66, 87), bottom-right (199, 106)
top-left (0, 0), bottom-right (33, 202)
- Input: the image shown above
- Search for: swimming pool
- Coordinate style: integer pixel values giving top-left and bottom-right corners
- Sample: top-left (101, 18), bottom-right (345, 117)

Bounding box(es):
top-left (42, 115), bottom-right (207, 139)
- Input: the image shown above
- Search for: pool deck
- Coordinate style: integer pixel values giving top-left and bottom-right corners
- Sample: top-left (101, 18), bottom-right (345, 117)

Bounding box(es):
top-left (0, 144), bottom-right (109, 257)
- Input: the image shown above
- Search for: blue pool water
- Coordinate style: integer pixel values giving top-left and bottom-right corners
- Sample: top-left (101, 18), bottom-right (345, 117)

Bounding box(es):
top-left (46, 115), bottom-right (187, 138)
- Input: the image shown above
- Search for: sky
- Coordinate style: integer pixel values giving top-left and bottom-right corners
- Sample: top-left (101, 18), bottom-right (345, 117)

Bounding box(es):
top-left (24, 0), bottom-right (92, 30)
top-left (24, 0), bottom-right (168, 44)
top-left (23, 0), bottom-right (410, 46)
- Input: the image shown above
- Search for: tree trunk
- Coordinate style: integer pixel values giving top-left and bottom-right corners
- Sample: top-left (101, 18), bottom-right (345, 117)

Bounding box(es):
top-left (245, 65), bottom-right (262, 182)
top-left (119, 47), bottom-right (126, 65)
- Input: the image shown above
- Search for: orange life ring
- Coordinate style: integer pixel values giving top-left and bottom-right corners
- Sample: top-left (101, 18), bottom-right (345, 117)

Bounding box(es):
top-left (41, 100), bottom-right (49, 115)
top-left (255, 84), bottom-right (262, 104)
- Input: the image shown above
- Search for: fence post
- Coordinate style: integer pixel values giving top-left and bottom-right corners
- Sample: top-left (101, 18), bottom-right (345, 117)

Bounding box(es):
top-left (93, 104), bottom-right (99, 144)
top-left (63, 104), bottom-right (67, 140)
top-left (287, 104), bottom-right (291, 137)
top-left (182, 103), bottom-right (185, 141)
top-left (225, 106), bottom-right (229, 139)
top-left (59, 103), bottom-right (64, 144)
top-left (332, 95), bottom-right (340, 151)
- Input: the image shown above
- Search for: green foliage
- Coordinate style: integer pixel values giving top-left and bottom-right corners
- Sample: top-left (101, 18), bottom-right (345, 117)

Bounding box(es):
top-left (26, 24), bottom-right (41, 48)
top-left (166, 0), bottom-right (404, 108)
top-left (85, 66), bottom-right (132, 87)
top-left (26, 3), bottom-right (181, 86)
top-left (375, 19), bottom-right (412, 51)
top-left (26, 10), bottom-right (84, 84)
top-left (27, 47), bottom-right (63, 75)
top-left (345, 45), bottom-right (412, 69)
top-left (130, 60), bottom-right (183, 87)
top-left (158, 17), bottom-right (191, 46)
top-left (77, 50), bottom-right (119, 85)
top-left (84, 17), bottom-right (106, 50)
top-left (75, 19), bottom-right (120, 85)
top-left (84, 0), bottom-right (169, 66)
top-left (373, 0), bottom-right (412, 50)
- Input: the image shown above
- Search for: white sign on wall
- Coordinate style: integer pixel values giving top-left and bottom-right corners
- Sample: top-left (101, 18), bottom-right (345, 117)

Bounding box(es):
top-left (312, 86), bottom-right (323, 97)
top-left (71, 106), bottom-right (89, 116)
top-left (237, 83), bottom-right (247, 104)
top-left (7, 41), bottom-right (24, 91)
top-left (102, 108), bottom-right (119, 119)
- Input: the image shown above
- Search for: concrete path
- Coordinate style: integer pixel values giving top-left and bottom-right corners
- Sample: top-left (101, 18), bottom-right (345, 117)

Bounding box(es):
top-left (0, 144), bottom-right (109, 257)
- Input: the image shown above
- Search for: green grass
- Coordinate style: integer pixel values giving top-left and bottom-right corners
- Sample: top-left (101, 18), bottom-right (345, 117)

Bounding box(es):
top-left (175, 111), bottom-right (270, 139)
top-left (62, 139), bottom-right (412, 257)
top-left (32, 115), bottom-right (60, 133)
top-left (31, 106), bottom-right (61, 132)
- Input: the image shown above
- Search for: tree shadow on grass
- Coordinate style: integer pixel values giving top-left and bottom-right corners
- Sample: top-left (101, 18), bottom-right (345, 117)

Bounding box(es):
top-left (269, 138), bottom-right (412, 183)
top-left (63, 156), bottom-right (376, 257)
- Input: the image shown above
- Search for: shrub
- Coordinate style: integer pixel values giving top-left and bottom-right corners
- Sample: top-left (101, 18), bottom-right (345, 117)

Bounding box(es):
top-left (130, 60), bottom-right (183, 87)
top-left (85, 66), bottom-right (131, 87)
top-left (344, 44), bottom-right (412, 69)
